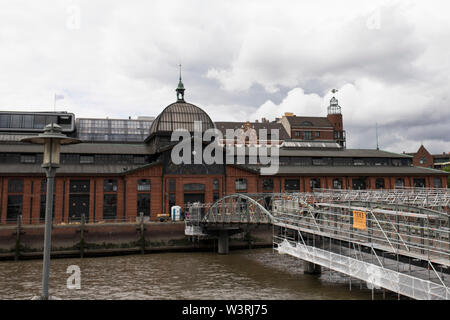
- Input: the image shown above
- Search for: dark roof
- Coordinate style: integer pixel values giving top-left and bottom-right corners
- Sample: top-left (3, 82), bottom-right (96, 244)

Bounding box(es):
top-left (0, 142), bottom-right (152, 154)
top-left (0, 164), bottom-right (147, 175)
top-left (214, 122), bottom-right (290, 140)
top-left (277, 148), bottom-right (412, 158)
top-left (224, 147), bottom-right (413, 158)
top-left (254, 165), bottom-right (449, 176)
top-left (149, 101), bottom-right (215, 135)
top-left (286, 116), bottom-right (333, 128)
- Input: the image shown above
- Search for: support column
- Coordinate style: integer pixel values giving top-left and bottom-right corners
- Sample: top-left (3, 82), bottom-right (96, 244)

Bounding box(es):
top-left (218, 230), bottom-right (229, 255)
top-left (303, 261), bottom-right (321, 275)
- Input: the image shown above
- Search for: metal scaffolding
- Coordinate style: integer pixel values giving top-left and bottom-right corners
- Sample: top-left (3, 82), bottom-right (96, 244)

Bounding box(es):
top-left (185, 188), bottom-right (450, 300)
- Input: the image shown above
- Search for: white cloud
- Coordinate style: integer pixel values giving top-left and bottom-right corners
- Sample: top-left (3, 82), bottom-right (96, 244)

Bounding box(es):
top-left (0, 0), bottom-right (448, 153)
top-left (252, 88), bottom-right (324, 121)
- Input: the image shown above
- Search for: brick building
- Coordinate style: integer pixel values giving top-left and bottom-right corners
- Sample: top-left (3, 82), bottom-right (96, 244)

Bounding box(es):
top-left (0, 81), bottom-right (448, 224)
top-left (407, 145), bottom-right (450, 170)
top-left (279, 96), bottom-right (345, 147)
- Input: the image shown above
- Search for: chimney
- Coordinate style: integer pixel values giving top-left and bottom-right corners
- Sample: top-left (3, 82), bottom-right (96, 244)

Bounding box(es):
top-left (284, 112), bottom-right (294, 117)
top-left (255, 119), bottom-right (259, 123)
top-left (129, 116), bottom-right (131, 120)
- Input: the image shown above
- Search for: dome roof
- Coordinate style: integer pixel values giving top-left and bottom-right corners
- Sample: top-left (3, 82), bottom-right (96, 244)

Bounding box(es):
top-left (149, 101), bottom-right (215, 135)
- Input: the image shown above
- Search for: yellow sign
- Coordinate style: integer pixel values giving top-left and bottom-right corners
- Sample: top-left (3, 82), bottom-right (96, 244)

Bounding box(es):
top-left (353, 210), bottom-right (366, 230)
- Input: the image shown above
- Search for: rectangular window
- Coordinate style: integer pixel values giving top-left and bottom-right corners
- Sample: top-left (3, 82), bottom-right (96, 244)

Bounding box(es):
top-left (309, 178), bottom-right (321, 189)
top-left (10, 115), bottom-right (22, 128)
top-left (168, 193), bottom-right (176, 209)
top-left (395, 178), bottom-right (404, 187)
top-left (375, 178), bottom-right (385, 189)
top-left (103, 194), bottom-right (117, 220)
top-left (104, 179), bottom-right (118, 192)
top-left (284, 179), bottom-right (300, 191)
top-left (212, 179), bottom-right (219, 191)
top-left (169, 179), bottom-right (176, 192)
top-left (294, 131), bottom-right (300, 137)
top-left (312, 158), bottom-right (330, 166)
top-left (138, 179), bottom-right (151, 192)
top-left (80, 155), bottom-right (94, 164)
top-left (315, 131), bottom-right (320, 137)
top-left (137, 194), bottom-right (150, 217)
top-left (40, 179), bottom-right (56, 193)
top-left (213, 192), bottom-right (220, 202)
top-left (61, 154), bottom-right (80, 164)
top-left (8, 179), bottom-right (24, 193)
top-left (0, 114), bottom-right (10, 128)
top-left (333, 178), bottom-right (343, 189)
top-left (39, 195), bottom-right (55, 222)
top-left (23, 115), bottom-right (33, 128)
top-left (20, 154), bottom-right (36, 164)
top-left (183, 183), bottom-right (205, 191)
top-left (33, 115), bottom-right (46, 129)
top-left (7, 195), bottom-right (22, 221)
top-left (413, 178), bottom-right (426, 188)
top-left (133, 156), bottom-right (145, 164)
top-left (433, 178), bottom-right (442, 188)
top-left (235, 178), bottom-right (247, 191)
top-left (70, 180), bottom-right (90, 193)
top-left (352, 178), bottom-right (367, 190)
top-left (303, 131), bottom-right (312, 140)
top-left (45, 115), bottom-right (57, 125)
top-left (262, 178), bottom-right (274, 191)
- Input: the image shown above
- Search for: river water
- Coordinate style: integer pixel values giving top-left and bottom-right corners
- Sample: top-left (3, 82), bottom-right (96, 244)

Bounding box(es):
top-left (0, 248), bottom-right (393, 300)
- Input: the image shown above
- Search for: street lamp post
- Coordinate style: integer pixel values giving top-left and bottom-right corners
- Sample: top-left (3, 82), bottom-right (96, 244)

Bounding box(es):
top-left (21, 123), bottom-right (80, 300)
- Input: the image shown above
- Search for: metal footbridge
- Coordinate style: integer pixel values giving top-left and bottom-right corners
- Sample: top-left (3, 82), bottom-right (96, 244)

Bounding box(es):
top-left (185, 187), bottom-right (450, 300)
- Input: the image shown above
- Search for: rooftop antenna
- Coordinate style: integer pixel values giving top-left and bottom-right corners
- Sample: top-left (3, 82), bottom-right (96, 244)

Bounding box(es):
top-left (376, 122), bottom-right (379, 150)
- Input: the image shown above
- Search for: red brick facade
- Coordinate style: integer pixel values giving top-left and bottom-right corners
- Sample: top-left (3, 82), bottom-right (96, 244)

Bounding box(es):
top-left (0, 166), bottom-right (446, 224)
top-left (413, 145), bottom-right (434, 168)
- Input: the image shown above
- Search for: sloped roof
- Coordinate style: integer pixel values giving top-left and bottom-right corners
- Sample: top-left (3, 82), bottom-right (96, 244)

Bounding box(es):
top-left (251, 165), bottom-right (449, 176)
top-left (0, 142), bottom-right (152, 154)
top-left (286, 116), bottom-right (333, 128)
top-left (0, 163), bottom-right (147, 175)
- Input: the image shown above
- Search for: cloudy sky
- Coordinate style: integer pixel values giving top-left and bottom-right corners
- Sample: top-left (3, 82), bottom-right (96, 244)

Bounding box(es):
top-left (0, 0), bottom-right (449, 154)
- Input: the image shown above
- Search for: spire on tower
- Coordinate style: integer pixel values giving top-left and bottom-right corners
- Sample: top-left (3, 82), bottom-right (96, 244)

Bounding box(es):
top-left (176, 64), bottom-right (185, 102)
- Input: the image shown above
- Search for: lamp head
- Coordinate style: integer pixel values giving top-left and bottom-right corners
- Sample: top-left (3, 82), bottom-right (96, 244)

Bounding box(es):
top-left (20, 123), bottom-right (81, 167)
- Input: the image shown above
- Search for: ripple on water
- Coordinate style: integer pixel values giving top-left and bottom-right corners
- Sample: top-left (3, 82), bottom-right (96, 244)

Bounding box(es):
top-left (0, 249), bottom-right (382, 300)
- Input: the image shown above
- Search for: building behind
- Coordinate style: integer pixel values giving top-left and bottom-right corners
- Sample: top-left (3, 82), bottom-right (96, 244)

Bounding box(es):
top-left (0, 82), bottom-right (447, 224)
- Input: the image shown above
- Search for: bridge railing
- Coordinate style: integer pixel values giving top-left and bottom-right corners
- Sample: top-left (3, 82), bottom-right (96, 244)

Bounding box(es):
top-left (272, 199), bottom-right (450, 266)
top-left (310, 188), bottom-right (450, 208)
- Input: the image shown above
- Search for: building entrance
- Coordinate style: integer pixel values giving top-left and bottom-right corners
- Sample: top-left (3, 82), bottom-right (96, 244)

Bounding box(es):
top-left (69, 195), bottom-right (90, 221)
